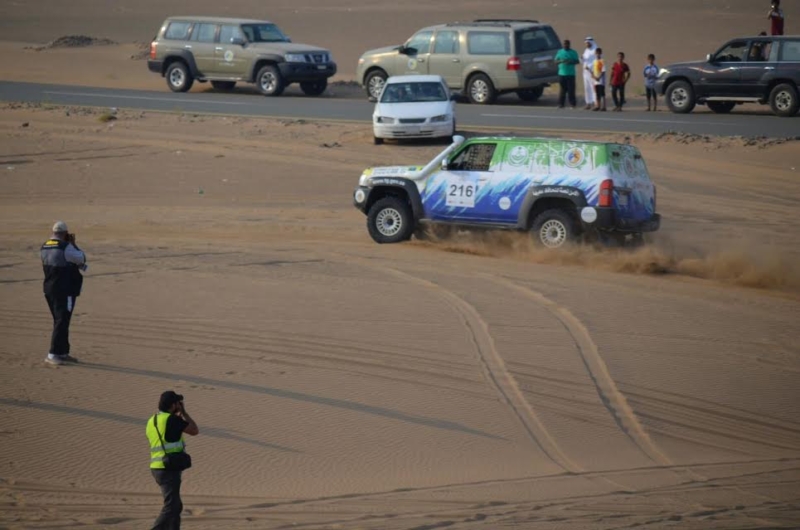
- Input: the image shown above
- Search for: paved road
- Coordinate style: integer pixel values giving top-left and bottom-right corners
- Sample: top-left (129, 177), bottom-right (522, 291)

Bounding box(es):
top-left (1, 80), bottom-right (798, 137)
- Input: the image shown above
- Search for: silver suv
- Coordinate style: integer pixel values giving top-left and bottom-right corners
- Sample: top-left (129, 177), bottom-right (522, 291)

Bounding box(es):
top-left (356, 19), bottom-right (561, 104)
top-left (148, 17), bottom-right (336, 96)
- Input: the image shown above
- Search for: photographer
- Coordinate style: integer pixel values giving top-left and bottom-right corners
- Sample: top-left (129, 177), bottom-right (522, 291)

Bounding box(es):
top-left (146, 391), bottom-right (199, 530)
top-left (41, 221), bottom-right (87, 366)
top-left (768, 0), bottom-right (785, 36)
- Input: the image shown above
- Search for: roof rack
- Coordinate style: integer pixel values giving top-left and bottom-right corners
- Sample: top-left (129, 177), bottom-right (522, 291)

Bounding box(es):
top-left (473, 19), bottom-right (539, 24)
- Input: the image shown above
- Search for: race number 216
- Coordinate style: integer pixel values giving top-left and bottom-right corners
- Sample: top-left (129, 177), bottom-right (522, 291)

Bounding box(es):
top-left (446, 182), bottom-right (478, 207)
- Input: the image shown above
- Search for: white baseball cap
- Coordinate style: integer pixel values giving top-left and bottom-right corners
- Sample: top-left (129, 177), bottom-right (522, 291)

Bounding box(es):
top-left (52, 221), bottom-right (68, 233)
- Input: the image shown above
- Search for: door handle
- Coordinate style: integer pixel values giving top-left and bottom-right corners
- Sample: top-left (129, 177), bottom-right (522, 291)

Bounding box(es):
top-left (184, 45), bottom-right (192, 49)
top-left (765, 66), bottom-right (775, 70)
top-left (418, 58), bottom-right (426, 63)
top-left (215, 47), bottom-right (224, 51)
top-left (452, 58), bottom-right (461, 63)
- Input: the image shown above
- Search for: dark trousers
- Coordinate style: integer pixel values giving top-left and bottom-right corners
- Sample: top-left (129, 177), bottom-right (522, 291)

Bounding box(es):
top-left (612, 85), bottom-right (626, 107)
top-left (45, 293), bottom-right (75, 356)
top-left (558, 75), bottom-right (576, 107)
top-left (152, 469), bottom-right (183, 530)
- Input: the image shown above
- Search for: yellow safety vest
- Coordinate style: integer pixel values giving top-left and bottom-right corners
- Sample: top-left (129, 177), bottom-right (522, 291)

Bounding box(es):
top-left (146, 412), bottom-right (185, 469)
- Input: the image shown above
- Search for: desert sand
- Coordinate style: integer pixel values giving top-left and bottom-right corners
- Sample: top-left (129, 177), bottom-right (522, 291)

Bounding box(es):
top-left (1, 1), bottom-right (799, 529)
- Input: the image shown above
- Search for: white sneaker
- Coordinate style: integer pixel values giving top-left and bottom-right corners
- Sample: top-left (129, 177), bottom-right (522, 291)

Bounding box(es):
top-left (45, 354), bottom-right (65, 366)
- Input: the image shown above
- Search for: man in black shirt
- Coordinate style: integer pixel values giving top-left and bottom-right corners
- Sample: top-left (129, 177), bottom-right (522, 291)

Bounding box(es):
top-left (147, 391), bottom-right (199, 530)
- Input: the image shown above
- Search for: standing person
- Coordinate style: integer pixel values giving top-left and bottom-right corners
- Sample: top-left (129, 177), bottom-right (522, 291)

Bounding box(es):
top-left (147, 391), bottom-right (199, 530)
top-left (610, 52), bottom-right (631, 111)
top-left (768, 0), bottom-right (785, 36)
top-left (555, 39), bottom-right (580, 109)
top-left (592, 47), bottom-right (607, 111)
top-left (582, 36), bottom-right (599, 110)
top-left (643, 54), bottom-right (660, 111)
top-left (41, 221), bottom-right (87, 366)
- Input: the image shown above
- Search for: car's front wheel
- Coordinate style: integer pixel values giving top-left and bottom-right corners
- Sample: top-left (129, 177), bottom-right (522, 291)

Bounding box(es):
top-left (531, 209), bottom-right (576, 249)
top-left (666, 80), bottom-right (696, 114)
top-left (367, 197), bottom-right (414, 244)
top-left (769, 83), bottom-right (800, 117)
top-left (707, 101), bottom-right (735, 114)
top-left (467, 73), bottom-right (496, 105)
top-left (365, 69), bottom-right (388, 101)
top-left (256, 65), bottom-right (285, 96)
top-left (211, 81), bottom-right (236, 91)
top-left (300, 80), bottom-right (327, 96)
top-left (166, 62), bottom-right (193, 93)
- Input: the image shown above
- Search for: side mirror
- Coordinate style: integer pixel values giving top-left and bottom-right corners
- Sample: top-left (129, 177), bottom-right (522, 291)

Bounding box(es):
top-left (231, 37), bottom-right (245, 46)
top-left (398, 46), bottom-right (408, 55)
top-left (449, 93), bottom-right (460, 102)
top-left (285, 35), bottom-right (291, 43)
top-left (441, 159), bottom-right (448, 171)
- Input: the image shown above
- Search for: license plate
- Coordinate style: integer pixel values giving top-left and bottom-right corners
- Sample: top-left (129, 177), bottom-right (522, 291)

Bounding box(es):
top-left (537, 62), bottom-right (549, 69)
top-left (317, 64), bottom-right (326, 70)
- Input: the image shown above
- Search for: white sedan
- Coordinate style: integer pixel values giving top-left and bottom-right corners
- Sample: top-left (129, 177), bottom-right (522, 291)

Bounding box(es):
top-left (373, 75), bottom-right (456, 145)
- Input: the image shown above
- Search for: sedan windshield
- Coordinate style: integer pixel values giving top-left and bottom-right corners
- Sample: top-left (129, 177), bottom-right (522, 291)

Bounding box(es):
top-left (241, 23), bottom-right (288, 43)
top-left (380, 82), bottom-right (447, 103)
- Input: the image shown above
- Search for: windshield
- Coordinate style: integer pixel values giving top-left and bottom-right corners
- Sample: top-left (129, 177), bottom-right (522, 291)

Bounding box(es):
top-left (241, 23), bottom-right (288, 43)
top-left (380, 82), bottom-right (447, 103)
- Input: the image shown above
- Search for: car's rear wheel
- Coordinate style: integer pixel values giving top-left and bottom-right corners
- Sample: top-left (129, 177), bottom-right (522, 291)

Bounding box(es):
top-left (256, 65), bottom-right (285, 96)
top-left (300, 80), bottom-right (327, 96)
top-left (166, 62), bottom-right (193, 93)
top-left (367, 197), bottom-right (414, 243)
top-left (531, 209), bottom-right (576, 249)
top-left (707, 101), bottom-right (735, 114)
top-left (365, 69), bottom-right (388, 101)
top-left (769, 83), bottom-right (800, 117)
top-left (211, 81), bottom-right (236, 91)
top-left (517, 86), bottom-right (544, 102)
top-left (666, 80), bottom-right (696, 114)
top-left (467, 73), bottom-right (496, 105)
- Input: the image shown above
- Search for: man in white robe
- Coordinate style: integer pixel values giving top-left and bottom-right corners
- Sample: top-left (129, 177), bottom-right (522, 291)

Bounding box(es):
top-left (582, 36), bottom-right (598, 109)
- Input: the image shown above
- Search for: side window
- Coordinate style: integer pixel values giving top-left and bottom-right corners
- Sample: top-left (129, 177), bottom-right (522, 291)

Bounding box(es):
top-left (467, 31), bottom-right (511, 55)
top-left (433, 31), bottom-right (460, 55)
top-left (449, 143), bottom-right (497, 172)
top-left (747, 40), bottom-right (772, 62)
top-left (219, 24), bottom-right (245, 44)
top-left (780, 40), bottom-right (800, 61)
top-left (164, 21), bottom-right (192, 41)
top-left (406, 31), bottom-right (433, 55)
top-left (515, 27), bottom-right (559, 54)
top-left (714, 41), bottom-right (748, 62)
top-left (190, 23), bottom-right (217, 43)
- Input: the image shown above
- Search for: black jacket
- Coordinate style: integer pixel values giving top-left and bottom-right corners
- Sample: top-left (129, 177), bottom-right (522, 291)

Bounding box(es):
top-left (41, 239), bottom-right (84, 297)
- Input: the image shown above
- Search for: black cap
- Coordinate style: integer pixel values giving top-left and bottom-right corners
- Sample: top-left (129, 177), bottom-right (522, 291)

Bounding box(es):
top-left (158, 390), bottom-right (184, 412)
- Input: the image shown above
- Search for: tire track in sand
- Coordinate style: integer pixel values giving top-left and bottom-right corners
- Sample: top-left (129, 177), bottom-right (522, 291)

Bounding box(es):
top-left (378, 266), bottom-right (582, 474)
top-left (488, 274), bottom-right (672, 467)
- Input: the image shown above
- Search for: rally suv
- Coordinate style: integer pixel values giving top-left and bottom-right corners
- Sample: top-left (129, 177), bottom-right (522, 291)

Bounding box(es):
top-left (148, 17), bottom-right (336, 96)
top-left (657, 35), bottom-right (800, 117)
top-left (352, 136), bottom-right (660, 248)
top-left (356, 19), bottom-right (561, 104)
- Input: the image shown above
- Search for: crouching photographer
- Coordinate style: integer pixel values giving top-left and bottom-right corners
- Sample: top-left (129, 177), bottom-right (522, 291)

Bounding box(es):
top-left (146, 391), bottom-right (199, 530)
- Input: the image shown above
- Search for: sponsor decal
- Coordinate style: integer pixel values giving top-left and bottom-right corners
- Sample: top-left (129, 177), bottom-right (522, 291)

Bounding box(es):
top-left (532, 186), bottom-right (581, 197)
top-left (564, 147), bottom-right (585, 168)
top-left (371, 177), bottom-right (407, 187)
top-left (371, 167), bottom-right (412, 177)
top-left (407, 58), bottom-right (418, 70)
top-left (224, 50), bottom-right (234, 63)
top-left (507, 145), bottom-right (529, 166)
top-left (499, 197), bottom-right (511, 210)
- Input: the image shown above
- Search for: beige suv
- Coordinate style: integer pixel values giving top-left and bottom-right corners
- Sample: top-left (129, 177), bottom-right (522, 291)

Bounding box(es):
top-left (356, 19), bottom-right (561, 104)
top-left (148, 16), bottom-right (336, 96)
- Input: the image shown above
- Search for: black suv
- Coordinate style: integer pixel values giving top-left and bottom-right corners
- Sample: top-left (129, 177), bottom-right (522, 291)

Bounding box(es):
top-left (656, 36), bottom-right (800, 117)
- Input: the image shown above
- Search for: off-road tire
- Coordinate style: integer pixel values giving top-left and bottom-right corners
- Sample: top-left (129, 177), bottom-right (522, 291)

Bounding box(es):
top-left (666, 80), bottom-right (696, 114)
top-left (531, 209), bottom-right (576, 249)
top-left (707, 101), bottom-right (735, 114)
top-left (517, 86), bottom-right (544, 102)
top-left (467, 73), bottom-right (496, 105)
top-left (166, 62), bottom-right (193, 93)
top-left (367, 197), bottom-right (414, 244)
top-left (300, 80), bottom-right (327, 96)
top-left (211, 81), bottom-right (236, 91)
top-left (365, 69), bottom-right (388, 101)
top-left (769, 83), bottom-right (800, 117)
top-left (256, 65), bottom-right (285, 97)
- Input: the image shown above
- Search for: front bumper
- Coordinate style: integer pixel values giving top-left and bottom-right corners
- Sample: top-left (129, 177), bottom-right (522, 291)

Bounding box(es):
top-left (587, 208), bottom-right (661, 233)
top-left (278, 62), bottom-right (337, 83)
top-left (147, 60), bottom-right (163, 75)
top-left (374, 120), bottom-right (453, 139)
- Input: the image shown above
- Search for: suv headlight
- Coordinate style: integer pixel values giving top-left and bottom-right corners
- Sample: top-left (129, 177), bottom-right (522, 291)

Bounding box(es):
top-left (375, 116), bottom-right (395, 124)
top-left (284, 53), bottom-right (306, 63)
top-left (658, 68), bottom-right (669, 77)
top-left (430, 114), bottom-right (449, 123)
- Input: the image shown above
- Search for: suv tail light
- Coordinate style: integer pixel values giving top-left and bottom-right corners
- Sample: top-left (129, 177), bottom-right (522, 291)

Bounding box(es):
top-left (599, 179), bottom-right (613, 208)
top-left (149, 41), bottom-right (157, 60)
top-left (506, 57), bottom-right (521, 71)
